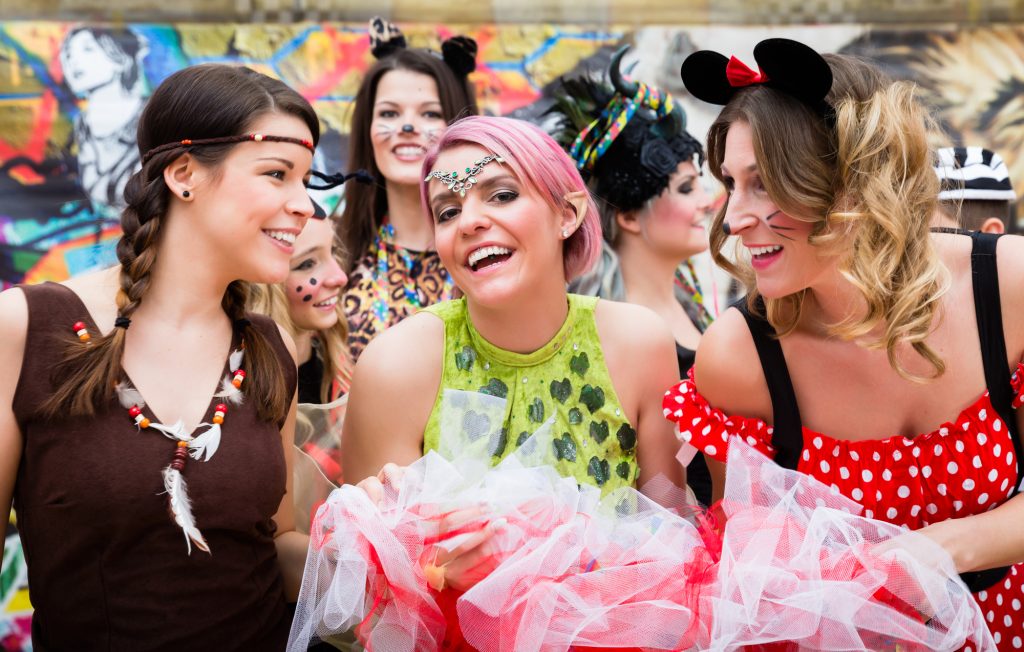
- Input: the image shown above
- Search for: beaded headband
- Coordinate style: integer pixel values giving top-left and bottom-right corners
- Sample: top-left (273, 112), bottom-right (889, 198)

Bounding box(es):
top-left (141, 133), bottom-right (315, 165)
top-left (424, 153), bottom-right (504, 197)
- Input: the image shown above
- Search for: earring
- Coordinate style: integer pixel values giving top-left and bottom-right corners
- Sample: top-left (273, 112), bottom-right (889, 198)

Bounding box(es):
top-left (721, 221), bottom-right (731, 235)
top-left (182, 190), bottom-right (191, 199)
top-left (562, 229), bottom-right (570, 239)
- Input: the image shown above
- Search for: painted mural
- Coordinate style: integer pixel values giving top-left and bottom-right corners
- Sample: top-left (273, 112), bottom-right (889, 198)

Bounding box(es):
top-left (3, 19), bottom-right (1024, 650)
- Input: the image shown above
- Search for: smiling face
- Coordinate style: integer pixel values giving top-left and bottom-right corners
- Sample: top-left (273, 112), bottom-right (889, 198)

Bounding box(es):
top-left (185, 112), bottom-right (317, 285)
top-left (427, 144), bottom-right (569, 308)
top-left (61, 30), bottom-right (122, 97)
top-left (285, 217), bottom-right (347, 332)
top-left (636, 160), bottom-right (713, 260)
top-left (370, 69), bottom-right (446, 187)
top-left (720, 121), bottom-right (835, 299)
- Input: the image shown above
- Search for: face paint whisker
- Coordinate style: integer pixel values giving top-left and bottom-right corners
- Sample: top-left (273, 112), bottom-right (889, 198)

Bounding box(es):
top-left (763, 209), bottom-right (782, 221)
top-left (768, 226), bottom-right (796, 241)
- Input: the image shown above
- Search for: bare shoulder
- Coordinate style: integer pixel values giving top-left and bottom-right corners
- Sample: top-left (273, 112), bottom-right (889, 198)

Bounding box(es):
top-left (996, 234), bottom-right (1024, 358)
top-left (594, 299), bottom-right (673, 353)
top-left (0, 287), bottom-right (28, 360)
top-left (693, 306), bottom-right (772, 421)
top-left (60, 266), bottom-right (120, 329)
top-left (353, 311), bottom-right (445, 389)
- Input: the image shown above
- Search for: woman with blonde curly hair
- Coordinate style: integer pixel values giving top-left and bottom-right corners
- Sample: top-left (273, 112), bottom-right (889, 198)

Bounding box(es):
top-left (664, 38), bottom-right (1024, 645)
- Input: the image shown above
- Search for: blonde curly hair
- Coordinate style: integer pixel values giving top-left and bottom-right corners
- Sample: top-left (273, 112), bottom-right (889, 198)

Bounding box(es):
top-left (706, 53), bottom-right (950, 382)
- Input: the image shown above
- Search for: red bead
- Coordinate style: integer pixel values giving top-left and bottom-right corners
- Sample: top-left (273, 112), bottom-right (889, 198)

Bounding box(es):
top-left (73, 321), bottom-right (86, 331)
top-left (128, 406), bottom-right (141, 417)
top-left (182, 139), bottom-right (192, 145)
top-left (215, 403), bottom-right (227, 413)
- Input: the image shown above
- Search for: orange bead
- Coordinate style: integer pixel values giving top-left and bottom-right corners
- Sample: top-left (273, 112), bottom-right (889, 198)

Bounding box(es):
top-left (177, 440), bottom-right (188, 448)
top-left (231, 379), bottom-right (242, 389)
top-left (213, 415), bottom-right (224, 424)
top-left (140, 418), bottom-right (150, 428)
top-left (79, 332), bottom-right (91, 342)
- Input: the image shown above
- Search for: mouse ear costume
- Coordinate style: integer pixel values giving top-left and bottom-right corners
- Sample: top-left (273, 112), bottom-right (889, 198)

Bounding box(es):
top-left (367, 16), bottom-right (477, 79)
top-left (681, 37), bottom-right (834, 119)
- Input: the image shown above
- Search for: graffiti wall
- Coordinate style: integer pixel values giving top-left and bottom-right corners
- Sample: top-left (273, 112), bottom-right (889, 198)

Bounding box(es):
top-left (3, 19), bottom-right (1024, 649)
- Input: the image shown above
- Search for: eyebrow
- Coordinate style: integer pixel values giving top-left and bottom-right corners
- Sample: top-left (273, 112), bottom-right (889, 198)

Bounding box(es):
top-left (429, 173), bottom-right (517, 209)
top-left (719, 163), bottom-right (758, 176)
top-left (258, 157), bottom-right (295, 170)
top-left (375, 99), bottom-right (443, 109)
top-left (291, 246), bottom-right (319, 262)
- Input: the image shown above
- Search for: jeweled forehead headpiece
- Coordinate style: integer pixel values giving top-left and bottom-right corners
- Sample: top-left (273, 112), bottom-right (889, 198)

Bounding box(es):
top-left (423, 153), bottom-right (504, 197)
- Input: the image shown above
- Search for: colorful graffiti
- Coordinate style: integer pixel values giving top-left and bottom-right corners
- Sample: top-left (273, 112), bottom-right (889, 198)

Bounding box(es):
top-left (0, 21), bottom-right (624, 289)
top-left (1, 518), bottom-right (30, 652)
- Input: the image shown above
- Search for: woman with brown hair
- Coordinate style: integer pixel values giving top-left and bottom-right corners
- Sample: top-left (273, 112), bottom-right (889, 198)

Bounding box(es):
top-left (665, 38), bottom-right (1024, 646)
top-left (340, 18), bottom-right (479, 363)
top-left (0, 63), bottom-right (321, 649)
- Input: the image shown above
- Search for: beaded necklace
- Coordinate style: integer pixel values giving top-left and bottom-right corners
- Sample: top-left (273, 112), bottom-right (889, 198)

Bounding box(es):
top-left (674, 259), bottom-right (714, 331)
top-left (369, 219), bottom-right (454, 331)
top-left (112, 344), bottom-right (247, 555)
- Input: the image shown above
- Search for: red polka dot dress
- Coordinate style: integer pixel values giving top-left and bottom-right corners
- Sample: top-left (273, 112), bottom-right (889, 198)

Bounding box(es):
top-left (664, 366), bottom-right (1024, 649)
top-left (662, 232), bottom-right (1024, 649)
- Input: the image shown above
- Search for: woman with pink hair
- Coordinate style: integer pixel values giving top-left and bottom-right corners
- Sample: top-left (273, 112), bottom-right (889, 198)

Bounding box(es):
top-left (337, 116), bottom-right (683, 634)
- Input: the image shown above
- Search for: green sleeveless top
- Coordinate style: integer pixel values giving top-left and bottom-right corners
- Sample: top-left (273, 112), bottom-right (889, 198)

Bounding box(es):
top-left (422, 294), bottom-right (637, 494)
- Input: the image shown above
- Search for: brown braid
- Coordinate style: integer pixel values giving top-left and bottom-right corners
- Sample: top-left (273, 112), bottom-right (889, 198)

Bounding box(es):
top-left (221, 281), bottom-right (289, 422)
top-left (40, 150), bottom-right (172, 418)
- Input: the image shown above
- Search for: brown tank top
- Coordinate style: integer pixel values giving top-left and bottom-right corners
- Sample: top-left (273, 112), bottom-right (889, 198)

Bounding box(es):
top-left (11, 282), bottom-right (296, 651)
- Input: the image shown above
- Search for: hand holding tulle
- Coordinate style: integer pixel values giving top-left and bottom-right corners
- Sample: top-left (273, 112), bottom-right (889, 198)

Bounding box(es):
top-left (422, 505), bottom-right (506, 593)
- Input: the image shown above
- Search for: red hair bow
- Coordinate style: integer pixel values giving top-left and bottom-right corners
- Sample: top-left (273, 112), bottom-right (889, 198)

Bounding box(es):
top-left (726, 56), bottom-right (769, 87)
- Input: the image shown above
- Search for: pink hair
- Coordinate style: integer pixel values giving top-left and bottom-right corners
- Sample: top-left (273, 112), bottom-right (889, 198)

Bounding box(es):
top-left (420, 115), bottom-right (601, 282)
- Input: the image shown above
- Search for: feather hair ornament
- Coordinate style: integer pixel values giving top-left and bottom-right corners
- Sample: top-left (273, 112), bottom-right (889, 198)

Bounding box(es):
top-left (215, 349), bottom-right (245, 405)
top-left (115, 381), bottom-right (145, 410)
top-left (162, 466), bottom-right (210, 554)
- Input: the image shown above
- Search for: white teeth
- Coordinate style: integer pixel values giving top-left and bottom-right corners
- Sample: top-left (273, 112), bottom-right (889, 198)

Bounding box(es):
top-left (264, 230), bottom-right (296, 245)
top-left (394, 145), bottom-right (425, 157)
top-left (467, 246), bottom-right (512, 268)
top-left (749, 245), bottom-right (783, 256)
top-left (313, 295), bottom-right (338, 308)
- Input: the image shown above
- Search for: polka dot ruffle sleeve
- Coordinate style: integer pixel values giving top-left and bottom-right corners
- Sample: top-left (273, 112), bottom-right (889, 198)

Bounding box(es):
top-left (661, 368), bottom-right (775, 463)
top-left (1012, 362), bottom-right (1024, 409)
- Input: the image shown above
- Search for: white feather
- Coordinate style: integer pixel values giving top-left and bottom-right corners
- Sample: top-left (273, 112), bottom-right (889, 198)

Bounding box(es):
top-left (162, 466), bottom-right (210, 555)
top-left (228, 348), bottom-right (244, 372)
top-left (189, 423), bottom-right (221, 462)
top-left (114, 381), bottom-right (145, 409)
top-left (149, 419), bottom-right (190, 442)
top-left (215, 376), bottom-right (244, 405)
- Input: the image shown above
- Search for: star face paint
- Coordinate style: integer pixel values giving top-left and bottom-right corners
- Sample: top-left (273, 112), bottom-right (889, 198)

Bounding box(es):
top-left (286, 218), bottom-right (348, 332)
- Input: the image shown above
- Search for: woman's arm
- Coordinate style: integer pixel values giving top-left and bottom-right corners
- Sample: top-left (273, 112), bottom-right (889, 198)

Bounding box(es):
top-left (0, 289), bottom-right (28, 563)
top-left (597, 301), bottom-right (685, 491)
top-left (340, 313), bottom-right (444, 484)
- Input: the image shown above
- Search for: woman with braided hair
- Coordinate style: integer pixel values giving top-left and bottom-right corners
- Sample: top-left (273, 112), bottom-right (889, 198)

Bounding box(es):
top-left (0, 63), bottom-right (321, 649)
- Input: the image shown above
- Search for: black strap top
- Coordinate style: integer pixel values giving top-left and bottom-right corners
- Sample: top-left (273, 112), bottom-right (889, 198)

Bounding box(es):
top-left (736, 231), bottom-right (1023, 591)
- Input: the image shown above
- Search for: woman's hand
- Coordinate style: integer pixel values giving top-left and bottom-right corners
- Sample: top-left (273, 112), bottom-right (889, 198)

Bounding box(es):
top-left (423, 507), bottom-right (506, 593)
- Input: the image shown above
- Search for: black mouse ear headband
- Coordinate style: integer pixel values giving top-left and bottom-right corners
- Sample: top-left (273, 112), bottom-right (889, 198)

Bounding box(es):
top-left (367, 17), bottom-right (477, 78)
top-left (680, 38), bottom-right (833, 118)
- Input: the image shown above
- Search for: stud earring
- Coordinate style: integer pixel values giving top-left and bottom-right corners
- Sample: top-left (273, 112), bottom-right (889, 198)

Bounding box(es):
top-left (562, 229), bottom-right (570, 238)
top-left (182, 190), bottom-right (191, 199)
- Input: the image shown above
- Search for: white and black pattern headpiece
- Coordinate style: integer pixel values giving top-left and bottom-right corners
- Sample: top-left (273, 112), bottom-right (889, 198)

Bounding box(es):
top-left (935, 146), bottom-right (1016, 202)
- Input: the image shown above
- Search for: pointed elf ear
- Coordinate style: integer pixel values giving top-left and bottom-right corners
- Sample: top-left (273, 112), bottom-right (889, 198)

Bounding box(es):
top-left (563, 191), bottom-right (589, 235)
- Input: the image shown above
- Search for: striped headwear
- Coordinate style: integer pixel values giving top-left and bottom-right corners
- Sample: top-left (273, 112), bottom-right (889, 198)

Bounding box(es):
top-left (934, 146), bottom-right (1016, 202)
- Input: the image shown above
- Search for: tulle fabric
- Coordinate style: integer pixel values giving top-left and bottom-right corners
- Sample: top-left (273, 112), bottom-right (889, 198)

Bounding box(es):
top-left (287, 392), bottom-right (994, 651)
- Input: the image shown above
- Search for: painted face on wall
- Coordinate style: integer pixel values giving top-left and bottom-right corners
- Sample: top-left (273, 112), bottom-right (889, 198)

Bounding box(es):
top-left (286, 217), bottom-right (347, 332)
top-left (61, 30), bottom-right (124, 97)
top-left (719, 120), bottom-right (835, 299)
top-left (370, 69), bottom-right (447, 187)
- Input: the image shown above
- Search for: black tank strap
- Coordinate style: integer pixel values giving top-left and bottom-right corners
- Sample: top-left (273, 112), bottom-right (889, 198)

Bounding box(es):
top-left (734, 299), bottom-right (804, 470)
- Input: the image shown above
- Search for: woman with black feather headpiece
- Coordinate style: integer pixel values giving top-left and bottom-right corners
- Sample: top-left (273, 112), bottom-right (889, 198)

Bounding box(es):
top-left (550, 47), bottom-right (717, 505)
